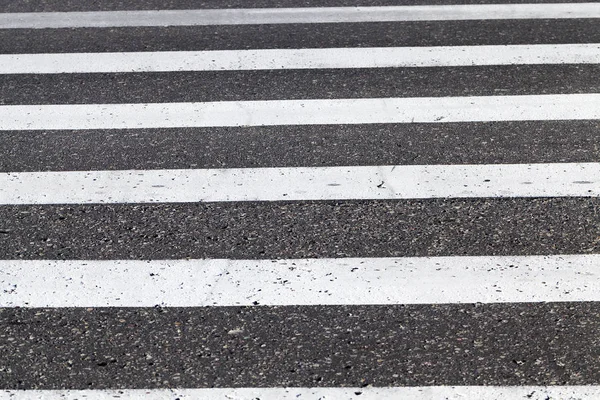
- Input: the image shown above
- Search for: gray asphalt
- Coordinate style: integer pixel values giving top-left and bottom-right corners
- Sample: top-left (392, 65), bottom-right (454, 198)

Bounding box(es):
top-left (2, 303), bottom-right (600, 389)
top-left (2, 121), bottom-right (600, 172)
top-left (2, 20), bottom-right (600, 53)
top-left (1, 199), bottom-right (599, 260)
top-left (1, 0), bottom-right (600, 393)
top-left (3, 66), bottom-right (600, 105)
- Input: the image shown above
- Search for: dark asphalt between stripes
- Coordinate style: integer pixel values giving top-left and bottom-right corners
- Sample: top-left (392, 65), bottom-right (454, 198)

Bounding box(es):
top-left (2, 121), bottom-right (600, 172)
top-left (2, 20), bottom-right (599, 53)
top-left (3, 65), bottom-right (600, 105)
top-left (1, 302), bottom-right (599, 389)
top-left (1, 198), bottom-right (599, 260)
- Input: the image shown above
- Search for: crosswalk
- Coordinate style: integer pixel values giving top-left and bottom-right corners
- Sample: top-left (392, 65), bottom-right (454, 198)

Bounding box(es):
top-left (1, 1), bottom-right (599, 399)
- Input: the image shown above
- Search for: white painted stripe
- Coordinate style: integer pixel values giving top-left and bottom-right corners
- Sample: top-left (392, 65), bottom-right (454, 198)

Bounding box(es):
top-left (2, 3), bottom-right (600, 29)
top-left (1, 386), bottom-right (600, 399)
top-left (1, 163), bottom-right (599, 205)
top-left (1, 255), bottom-right (600, 308)
top-left (1, 44), bottom-right (599, 74)
top-left (1, 94), bottom-right (600, 131)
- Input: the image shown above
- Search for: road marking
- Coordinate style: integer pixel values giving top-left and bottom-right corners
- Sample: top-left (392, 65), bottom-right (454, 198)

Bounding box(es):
top-left (1, 386), bottom-right (599, 399)
top-left (1, 163), bottom-right (598, 205)
top-left (1, 94), bottom-right (600, 131)
top-left (2, 3), bottom-right (600, 29)
top-left (1, 255), bottom-right (599, 307)
top-left (2, 44), bottom-right (599, 74)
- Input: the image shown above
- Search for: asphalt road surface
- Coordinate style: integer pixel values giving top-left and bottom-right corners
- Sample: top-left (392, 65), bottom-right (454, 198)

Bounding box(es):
top-left (1, 1), bottom-right (600, 399)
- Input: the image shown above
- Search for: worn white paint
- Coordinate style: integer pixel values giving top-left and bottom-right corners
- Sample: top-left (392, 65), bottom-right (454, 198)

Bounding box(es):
top-left (1, 44), bottom-right (599, 74)
top-left (2, 94), bottom-right (600, 131)
top-left (1, 255), bottom-right (599, 307)
top-left (0, 163), bottom-right (598, 205)
top-left (1, 386), bottom-right (600, 399)
top-left (2, 3), bottom-right (600, 29)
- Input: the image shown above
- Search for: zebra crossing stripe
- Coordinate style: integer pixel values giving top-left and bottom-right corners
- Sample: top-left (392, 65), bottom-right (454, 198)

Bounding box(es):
top-left (2, 3), bottom-right (600, 29)
top-left (1, 94), bottom-right (600, 131)
top-left (2, 255), bottom-right (600, 307)
top-left (1, 386), bottom-right (600, 399)
top-left (2, 44), bottom-right (599, 74)
top-left (1, 163), bottom-right (598, 205)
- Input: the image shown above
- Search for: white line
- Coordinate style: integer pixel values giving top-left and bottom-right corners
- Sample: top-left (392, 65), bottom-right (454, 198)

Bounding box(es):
top-left (2, 3), bottom-right (600, 29)
top-left (1, 254), bottom-right (600, 308)
top-left (1, 44), bottom-right (599, 74)
top-left (1, 94), bottom-right (600, 131)
top-left (1, 163), bottom-right (599, 205)
top-left (0, 163), bottom-right (600, 204)
top-left (1, 386), bottom-right (600, 399)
